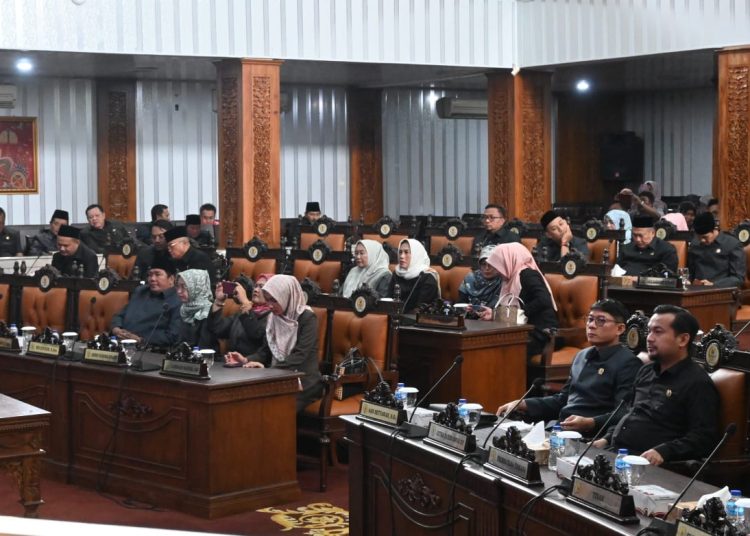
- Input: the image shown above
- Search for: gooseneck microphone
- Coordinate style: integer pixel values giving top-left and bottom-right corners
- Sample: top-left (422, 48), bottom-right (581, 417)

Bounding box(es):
top-left (481, 377), bottom-right (545, 450)
top-left (641, 423), bottom-right (737, 536)
top-left (130, 302), bottom-right (170, 372)
top-left (398, 354), bottom-right (463, 438)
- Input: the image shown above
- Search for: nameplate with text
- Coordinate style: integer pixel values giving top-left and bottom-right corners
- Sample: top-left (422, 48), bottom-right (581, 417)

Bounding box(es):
top-left (27, 341), bottom-right (65, 358)
top-left (160, 359), bottom-right (209, 380)
top-left (84, 349), bottom-right (125, 366)
top-left (567, 477), bottom-right (638, 524)
top-left (636, 276), bottom-right (679, 290)
top-left (675, 521), bottom-right (712, 536)
top-left (423, 422), bottom-right (475, 454)
top-left (0, 336), bottom-right (20, 350)
top-left (485, 447), bottom-right (543, 487)
top-left (357, 400), bottom-right (406, 427)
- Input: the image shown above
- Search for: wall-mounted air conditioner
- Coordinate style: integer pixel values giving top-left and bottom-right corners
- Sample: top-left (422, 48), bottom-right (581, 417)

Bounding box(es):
top-left (435, 97), bottom-right (487, 119)
top-left (0, 85), bottom-right (17, 109)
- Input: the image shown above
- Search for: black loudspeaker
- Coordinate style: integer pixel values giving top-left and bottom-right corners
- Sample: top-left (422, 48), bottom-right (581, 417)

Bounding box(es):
top-left (600, 132), bottom-right (644, 182)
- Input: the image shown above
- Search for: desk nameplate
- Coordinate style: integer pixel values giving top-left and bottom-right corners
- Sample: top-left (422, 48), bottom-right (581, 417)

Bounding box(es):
top-left (357, 400), bottom-right (406, 427)
top-left (27, 341), bottom-right (65, 358)
top-left (423, 421), bottom-right (475, 454)
top-left (83, 348), bottom-right (126, 366)
top-left (567, 477), bottom-right (639, 524)
top-left (675, 521), bottom-right (712, 536)
top-left (160, 359), bottom-right (209, 380)
top-left (0, 336), bottom-right (20, 350)
top-left (484, 447), bottom-right (543, 487)
top-left (636, 276), bottom-right (680, 290)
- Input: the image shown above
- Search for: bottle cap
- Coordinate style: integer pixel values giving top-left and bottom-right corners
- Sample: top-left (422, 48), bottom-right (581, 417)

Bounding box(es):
top-left (731, 489), bottom-right (742, 496)
top-left (458, 398), bottom-right (467, 404)
top-left (618, 448), bottom-right (628, 454)
top-left (397, 383), bottom-right (405, 388)
top-left (553, 424), bottom-right (561, 431)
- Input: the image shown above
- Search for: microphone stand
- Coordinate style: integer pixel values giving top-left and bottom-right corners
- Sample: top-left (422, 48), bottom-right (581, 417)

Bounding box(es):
top-left (398, 354), bottom-right (463, 438)
top-left (130, 303), bottom-right (170, 372)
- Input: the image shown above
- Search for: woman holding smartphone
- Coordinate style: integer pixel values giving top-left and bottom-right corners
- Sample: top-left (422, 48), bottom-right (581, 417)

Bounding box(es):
top-left (211, 273), bottom-right (274, 359)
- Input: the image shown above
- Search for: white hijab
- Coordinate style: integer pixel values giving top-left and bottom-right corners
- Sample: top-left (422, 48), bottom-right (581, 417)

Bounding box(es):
top-left (263, 275), bottom-right (311, 362)
top-left (394, 238), bottom-right (431, 280)
top-left (341, 239), bottom-right (391, 297)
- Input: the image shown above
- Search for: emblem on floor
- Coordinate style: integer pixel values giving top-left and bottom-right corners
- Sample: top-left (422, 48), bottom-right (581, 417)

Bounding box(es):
top-left (257, 502), bottom-right (349, 534)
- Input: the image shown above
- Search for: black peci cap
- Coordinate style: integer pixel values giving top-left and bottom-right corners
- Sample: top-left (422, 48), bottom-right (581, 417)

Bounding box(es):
top-left (185, 214), bottom-right (201, 226)
top-left (305, 201), bottom-right (321, 213)
top-left (164, 226), bottom-right (187, 243)
top-left (51, 209), bottom-right (69, 221)
top-left (693, 212), bottom-right (717, 235)
top-left (58, 225), bottom-right (81, 239)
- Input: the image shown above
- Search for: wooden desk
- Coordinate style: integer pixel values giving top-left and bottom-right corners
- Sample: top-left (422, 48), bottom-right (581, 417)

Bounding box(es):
top-left (344, 416), bottom-right (716, 536)
top-left (398, 320), bottom-right (532, 412)
top-left (0, 394), bottom-right (50, 518)
top-left (607, 285), bottom-right (735, 332)
top-left (0, 351), bottom-right (302, 519)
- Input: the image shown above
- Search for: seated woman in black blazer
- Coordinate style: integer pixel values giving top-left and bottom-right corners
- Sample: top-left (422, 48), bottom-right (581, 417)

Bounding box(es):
top-left (387, 238), bottom-right (439, 313)
top-left (482, 243), bottom-right (558, 358)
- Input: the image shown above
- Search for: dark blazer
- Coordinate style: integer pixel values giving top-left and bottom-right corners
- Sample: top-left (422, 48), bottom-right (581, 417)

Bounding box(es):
top-left (250, 310), bottom-right (322, 413)
top-left (179, 316), bottom-right (218, 352)
top-left (52, 242), bottom-right (99, 278)
top-left (173, 247), bottom-right (217, 288)
top-left (516, 268), bottom-right (558, 357)
top-left (208, 308), bottom-right (270, 357)
top-left (388, 272), bottom-right (439, 313)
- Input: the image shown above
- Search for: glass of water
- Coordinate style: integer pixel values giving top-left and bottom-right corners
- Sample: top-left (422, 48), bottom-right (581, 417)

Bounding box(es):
top-left (678, 267), bottom-right (690, 288)
top-left (120, 339), bottom-right (138, 366)
top-left (62, 332), bottom-right (78, 355)
top-left (200, 349), bottom-right (216, 373)
top-left (20, 326), bottom-right (36, 355)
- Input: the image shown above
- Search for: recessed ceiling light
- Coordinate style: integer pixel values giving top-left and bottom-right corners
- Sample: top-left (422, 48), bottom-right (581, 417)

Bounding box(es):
top-left (16, 58), bottom-right (33, 73)
top-left (576, 79), bottom-right (590, 92)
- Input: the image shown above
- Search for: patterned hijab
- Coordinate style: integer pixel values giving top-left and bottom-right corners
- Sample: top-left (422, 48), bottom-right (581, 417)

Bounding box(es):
top-left (486, 243), bottom-right (557, 311)
top-left (262, 275), bottom-right (311, 362)
top-left (341, 239), bottom-right (391, 297)
top-left (178, 269), bottom-right (213, 324)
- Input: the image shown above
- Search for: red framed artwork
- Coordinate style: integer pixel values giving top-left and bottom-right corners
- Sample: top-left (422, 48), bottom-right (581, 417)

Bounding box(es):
top-left (0, 117), bottom-right (38, 194)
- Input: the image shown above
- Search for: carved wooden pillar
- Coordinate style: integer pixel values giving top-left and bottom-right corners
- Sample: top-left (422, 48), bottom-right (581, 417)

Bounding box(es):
top-left (96, 80), bottom-right (136, 221)
top-left (487, 71), bottom-right (552, 222)
top-left (715, 48), bottom-right (750, 229)
top-left (349, 89), bottom-right (383, 224)
top-left (216, 59), bottom-right (282, 247)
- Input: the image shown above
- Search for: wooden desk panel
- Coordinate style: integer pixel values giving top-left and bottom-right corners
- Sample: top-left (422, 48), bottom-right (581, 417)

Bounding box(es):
top-left (0, 394), bottom-right (50, 517)
top-left (399, 320), bottom-right (532, 411)
top-left (607, 286), bottom-right (735, 332)
top-left (0, 352), bottom-right (302, 518)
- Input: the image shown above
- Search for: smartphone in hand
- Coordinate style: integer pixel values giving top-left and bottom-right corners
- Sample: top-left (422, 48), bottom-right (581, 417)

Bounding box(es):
top-left (221, 281), bottom-right (238, 296)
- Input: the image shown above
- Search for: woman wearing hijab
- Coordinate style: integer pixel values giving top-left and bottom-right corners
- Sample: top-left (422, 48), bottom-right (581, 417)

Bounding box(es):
top-left (483, 243), bottom-right (558, 358)
top-left (604, 209), bottom-right (633, 244)
top-left (211, 273), bottom-right (274, 358)
top-left (174, 269), bottom-right (217, 351)
top-left (638, 181), bottom-right (667, 215)
top-left (661, 212), bottom-right (689, 231)
top-left (387, 238), bottom-right (439, 313)
top-left (341, 239), bottom-right (392, 298)
top-left (458, 245), bottom-right (503, 307)
top-left (225, 275), bottom-right (322, 413)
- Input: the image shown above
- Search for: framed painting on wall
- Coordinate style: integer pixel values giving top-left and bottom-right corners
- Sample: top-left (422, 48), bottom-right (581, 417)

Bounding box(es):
top-left (0, 117), bottom-right (38, 194)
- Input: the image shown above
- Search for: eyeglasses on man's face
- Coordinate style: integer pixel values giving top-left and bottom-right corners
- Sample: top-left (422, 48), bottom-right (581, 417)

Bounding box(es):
top-left (481, 215), bottom-right (502, 221)
top-left (586, 315), bottom-right (619, 327)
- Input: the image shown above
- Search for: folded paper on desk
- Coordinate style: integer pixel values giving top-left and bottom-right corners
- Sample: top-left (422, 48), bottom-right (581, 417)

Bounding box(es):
top-left (523, 421), bottom-right (546, 447)
top-left (631, 485), bottom-right (679, 518)
top-left (697, 486), bottom-right (730, 509)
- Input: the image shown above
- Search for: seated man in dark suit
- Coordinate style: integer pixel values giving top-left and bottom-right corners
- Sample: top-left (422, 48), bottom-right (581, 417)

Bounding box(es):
top-left (80, 203), bottom-right (130, 253)
top-left (0, 207), bottom-right (22, 257)
top-left (185, 214), bottom-right (214, 247)
top-left (688, 212), bottom-right (745, 288)
top-left (594, 305), bottom-right (719, 465)
top-left (471, 203), bottom-right (521, 252)
top-left (165, 226), bottom-right (217, 288)
top-left (537, 210), bottom-right (589, 262)
top-left (134, 219), bottom-right (172, 278)
top-left (52, 224), bottom-right (99, 277)
top-left (135, 204), bottom-right (170, 245)
top-left (302, 201), bottom-right (322, 224)
top-left (616, 215), bottom-right (678, 275)
top-left (110, 257), bottom-right (181, 347)
top-left (496, 299), bottom-right (641, 436)
top-left (27, 209), bottom-right (69, 255)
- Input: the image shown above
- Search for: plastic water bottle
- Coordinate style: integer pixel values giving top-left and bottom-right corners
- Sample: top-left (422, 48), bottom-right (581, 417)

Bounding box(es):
top-left (395, 383), bottom-right (406, 406)
top-left (9, 324), bottom-right (18, 337)
top-left (548, 424), bottom-right (564, 470)
top-left (457, 398), bottom-right (469, 424)
top-left (110, 336), bottom-right (119, 349)
top-left (192, 346), bottom-right (201, 362)
top-left (726, 489), bottom-right (743, 528)
top-left (615, 448), bottom-right (631, 484)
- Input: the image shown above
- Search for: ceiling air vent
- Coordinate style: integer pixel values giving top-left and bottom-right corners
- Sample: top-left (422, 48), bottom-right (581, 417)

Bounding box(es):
top-left (435, 97), bottom-right (487, 119)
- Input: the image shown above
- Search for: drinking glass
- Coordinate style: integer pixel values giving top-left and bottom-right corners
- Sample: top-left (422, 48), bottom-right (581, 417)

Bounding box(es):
top-left (678, 267), bottom-right (690, 288)
top-left (20, 326), bottom-right (36, 355)
top-left (200, 349), bottom-right (216, 373)
top-left (120, 339), bottom-right (138, 366)
top-left (62, 332), bottom-right (78, 354)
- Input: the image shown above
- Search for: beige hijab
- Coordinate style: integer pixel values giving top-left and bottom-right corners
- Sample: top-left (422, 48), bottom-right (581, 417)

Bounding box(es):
top-left (341, 239), bottom-right (391, 297)
top-left (262, 275), bottom-right (311, 362)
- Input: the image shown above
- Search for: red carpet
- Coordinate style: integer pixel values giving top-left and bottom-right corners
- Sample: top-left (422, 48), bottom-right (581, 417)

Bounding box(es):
top-left (0, 464), bottom-right (349, 535)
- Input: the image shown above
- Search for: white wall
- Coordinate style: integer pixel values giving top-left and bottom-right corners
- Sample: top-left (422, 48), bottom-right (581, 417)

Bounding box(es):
top-left (517, 0), bottom-right (750, 67)
top-left (624, 87), bottom-right (715, 197)
top-left (0, 0), bottom-right (515, 68)
top-left (0, 77), bottom-right (96, 225)
top-left (382, 88), bottom-right (488, 218)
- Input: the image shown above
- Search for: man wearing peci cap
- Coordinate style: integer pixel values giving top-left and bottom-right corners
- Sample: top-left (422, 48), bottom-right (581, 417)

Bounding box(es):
top-left (28, 209), bottom-right (69, 255)
top-left (110, 256), bottom-right (181, 347)
top-left (616, 215), bottom-right (678, 275)
top-left (52, 224), bottom-right (99, 277)
top-left (302, 201), bottom-right (322, 224)
top-left (688, 212), bottom-right (745, 288)
top-left (537, 210), bottom-right (590, 262)
top-left (134, 220), bottom-right (173, 278)
top-left (185, 214), bottom-right (213, 247)
top-left (164, 226), bottom-right (216, 288)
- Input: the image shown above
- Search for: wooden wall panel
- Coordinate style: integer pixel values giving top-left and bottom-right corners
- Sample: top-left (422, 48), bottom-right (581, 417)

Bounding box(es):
top-left (555, 93), bottom-right (625, 206)
top-left (715, 48), bottom-right (750, 229)
top-left (349, 89), bottom-right (383, 224)
top-left (96, 80), bottom-right (136, 221)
